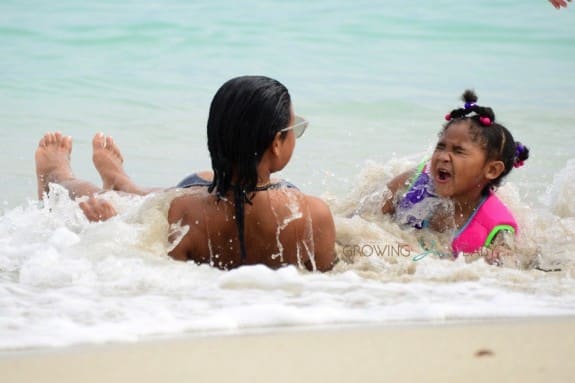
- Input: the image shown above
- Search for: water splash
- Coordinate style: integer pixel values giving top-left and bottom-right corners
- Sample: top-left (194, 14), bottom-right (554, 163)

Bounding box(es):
top-left (269, 189), bottom-right (303, 263)
top-left (2, 157), bottom-right (575, 350)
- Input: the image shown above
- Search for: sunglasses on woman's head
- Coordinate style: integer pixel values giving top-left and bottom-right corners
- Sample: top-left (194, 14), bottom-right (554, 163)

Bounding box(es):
top-left (280, 115), bottom-right (308, 138)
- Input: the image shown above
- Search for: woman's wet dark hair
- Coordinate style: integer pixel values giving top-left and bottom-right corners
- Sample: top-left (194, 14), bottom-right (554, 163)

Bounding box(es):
top-left (443, 90), bottom-right (530, 194)
top-left (207, 75), bottom-right (291, 264)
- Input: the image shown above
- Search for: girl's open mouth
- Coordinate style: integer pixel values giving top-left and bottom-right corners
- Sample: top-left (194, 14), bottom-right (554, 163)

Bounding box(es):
top-left (436, 168), bottom-right (452, 183)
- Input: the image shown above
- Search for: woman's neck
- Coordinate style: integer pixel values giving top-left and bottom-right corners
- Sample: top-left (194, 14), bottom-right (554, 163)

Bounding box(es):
top-left (255, 161), bottom-right (273, 187)
top-left (228, 167), bottom-right (271, 189)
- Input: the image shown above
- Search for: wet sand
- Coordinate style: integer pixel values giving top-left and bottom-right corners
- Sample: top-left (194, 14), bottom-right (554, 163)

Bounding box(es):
top-left (2, 318), bottom-right (574, 383)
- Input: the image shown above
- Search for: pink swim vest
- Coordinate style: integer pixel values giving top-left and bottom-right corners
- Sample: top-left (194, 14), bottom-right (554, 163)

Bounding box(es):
top-left (398, 160), bottom-right (518, 254)
top-left (451, 193), bottom-right (518, 254)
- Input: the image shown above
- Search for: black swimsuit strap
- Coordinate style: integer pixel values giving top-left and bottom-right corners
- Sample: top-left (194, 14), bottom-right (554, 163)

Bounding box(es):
top-left (177, 173), bottom-right (299, 191)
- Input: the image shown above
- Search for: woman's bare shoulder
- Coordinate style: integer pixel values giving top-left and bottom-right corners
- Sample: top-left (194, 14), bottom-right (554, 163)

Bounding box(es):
top-left (167, 189), bottom-right (208, 223)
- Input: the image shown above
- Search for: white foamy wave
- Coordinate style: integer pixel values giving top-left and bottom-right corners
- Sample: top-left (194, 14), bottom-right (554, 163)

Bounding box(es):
top-left (546, 159), bottom-right (575, 218)
top-left (330, 157), bottom-right (575, 271)
top-left (1, 162), bottom-right (575, 351)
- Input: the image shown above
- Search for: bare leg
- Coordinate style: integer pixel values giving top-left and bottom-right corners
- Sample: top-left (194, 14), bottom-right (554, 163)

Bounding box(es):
top-left (35, 132), bottom-right (117, 221)
top-left (35, 132), bottom-right (101, 199)
top-left (92, 133), bottom-right (159, 195)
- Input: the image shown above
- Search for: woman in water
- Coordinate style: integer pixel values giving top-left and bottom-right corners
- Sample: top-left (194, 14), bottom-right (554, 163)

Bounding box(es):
top-left (35, 76), bottom-right (336, 271)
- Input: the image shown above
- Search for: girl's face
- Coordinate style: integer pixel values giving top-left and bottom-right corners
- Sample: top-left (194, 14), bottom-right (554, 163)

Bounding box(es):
top-left (430, 121), bottom-right (492, 203)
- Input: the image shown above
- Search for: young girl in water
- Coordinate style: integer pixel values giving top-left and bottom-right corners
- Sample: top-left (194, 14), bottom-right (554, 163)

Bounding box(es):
top-left (382, 90), bottom-right (529, 262)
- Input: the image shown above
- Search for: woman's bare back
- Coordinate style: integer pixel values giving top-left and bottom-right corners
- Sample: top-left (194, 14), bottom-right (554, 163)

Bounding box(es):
top-left (167, 187), bottom-right (335, 271)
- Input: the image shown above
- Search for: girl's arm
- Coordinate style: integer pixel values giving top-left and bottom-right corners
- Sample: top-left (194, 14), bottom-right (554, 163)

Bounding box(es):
top-left (463, 231), bottom-right (515, 266)
top-left (483, 231), bottom-right (515, 266)
top-left (381, 170), bottom-right (414, 215)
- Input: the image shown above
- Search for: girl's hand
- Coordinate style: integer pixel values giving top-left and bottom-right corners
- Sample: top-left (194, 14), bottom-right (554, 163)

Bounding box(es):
top-left (483, 231), bottom-right (515, 267)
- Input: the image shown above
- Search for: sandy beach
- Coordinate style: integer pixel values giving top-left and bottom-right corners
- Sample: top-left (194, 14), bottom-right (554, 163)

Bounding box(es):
top-left (2, 318), bottom-right (574, 383)
top-left (1, 2), bottom-right (574, 382)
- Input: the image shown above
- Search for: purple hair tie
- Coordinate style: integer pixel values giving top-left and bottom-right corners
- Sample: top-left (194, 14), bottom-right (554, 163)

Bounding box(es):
top-left (464, 102), bottom-right (476, 109)
top-left (514, 143), bottom-right (526, 168)
top-left (515, 143), bottom-right (525, 157)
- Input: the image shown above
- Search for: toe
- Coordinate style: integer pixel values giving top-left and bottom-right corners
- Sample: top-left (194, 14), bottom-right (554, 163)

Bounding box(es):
top-left (54, 132), bottom-right (64, 145)
top-left (65, 135), bottom-right (73, 153)
top-left (105, 136), bottom-right (114, 150)
top-left (92, 132), bottom-right (106, 148)
top-left (45, 132), bottom-right (55, 145)
top-left (110, 137), bottom-right (124, 162)
top-left (38, 134), bottom-right (48, 147)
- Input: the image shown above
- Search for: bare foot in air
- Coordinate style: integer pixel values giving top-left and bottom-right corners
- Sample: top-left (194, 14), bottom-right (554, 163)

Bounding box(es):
top-left (35, 132), bottom-right (75, 199)
top-left (92, 133), bottom-right (131, 191)
top-left (93, 133), bottom-right (156, 195)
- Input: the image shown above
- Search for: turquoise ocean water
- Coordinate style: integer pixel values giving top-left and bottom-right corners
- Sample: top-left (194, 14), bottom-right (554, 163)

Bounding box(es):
top-left (2, 0), bottom-right (574, 204)
top-left (1, 1), bottom-right (575, 350)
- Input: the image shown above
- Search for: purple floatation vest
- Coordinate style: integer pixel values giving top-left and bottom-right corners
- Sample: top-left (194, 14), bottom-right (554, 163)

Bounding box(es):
top-left (395, 162), bottom-right (438, 229)
top-left (396, 161), bottom-right (518, 254)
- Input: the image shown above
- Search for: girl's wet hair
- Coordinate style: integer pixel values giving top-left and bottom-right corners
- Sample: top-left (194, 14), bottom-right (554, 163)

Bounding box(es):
top-left (444, 90), bottom-right (530, 194)
top-left (207, 75), bottom-right (291, 264)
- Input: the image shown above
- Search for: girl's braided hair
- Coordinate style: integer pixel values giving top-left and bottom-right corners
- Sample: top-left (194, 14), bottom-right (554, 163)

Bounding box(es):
top-left (443, 90), bottom-right (529, 193)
